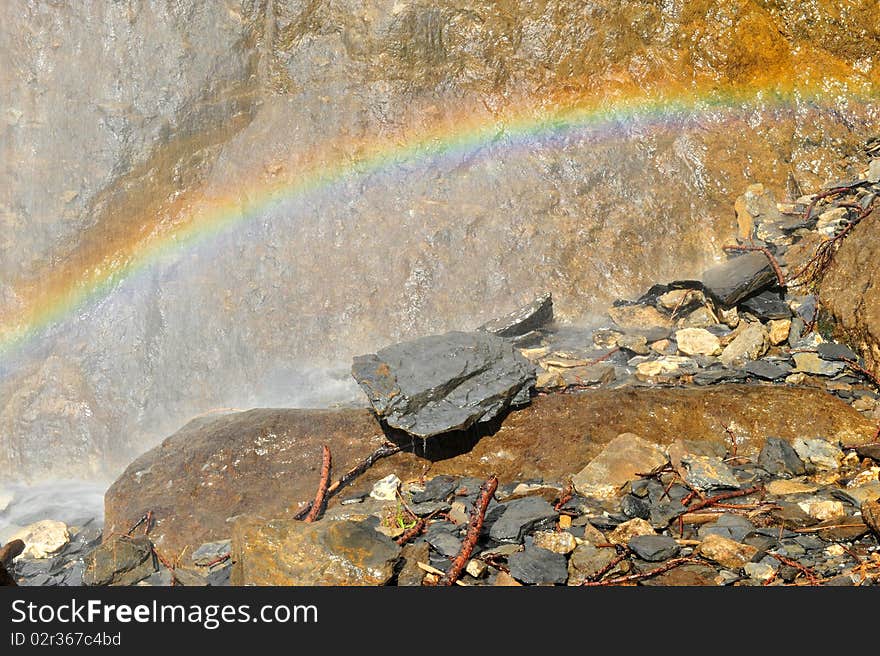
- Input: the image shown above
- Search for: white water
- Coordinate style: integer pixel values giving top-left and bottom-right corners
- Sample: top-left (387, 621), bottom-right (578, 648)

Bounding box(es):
top-left (0, 480), bottom-right (108, 543)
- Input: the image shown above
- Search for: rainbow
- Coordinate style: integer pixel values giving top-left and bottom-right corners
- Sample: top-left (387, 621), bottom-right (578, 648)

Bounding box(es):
top-left (1, 78), bottom-right (877, 362)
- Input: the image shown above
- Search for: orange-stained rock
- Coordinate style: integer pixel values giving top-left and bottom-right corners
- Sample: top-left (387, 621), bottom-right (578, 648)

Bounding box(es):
top-left (104, 385), bottom-right (876, 555)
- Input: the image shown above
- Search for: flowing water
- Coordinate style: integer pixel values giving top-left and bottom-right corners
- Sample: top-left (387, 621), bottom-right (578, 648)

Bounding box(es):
top-left (1, 1), bottom-right (879, 525)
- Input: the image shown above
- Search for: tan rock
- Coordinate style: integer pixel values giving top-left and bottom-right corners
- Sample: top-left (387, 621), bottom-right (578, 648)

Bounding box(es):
top-left (232, 519), bottom-right (400, 586)
top-left (608, 518), bottom-right (655, 546)
top-left (533, 530), bottom-right (577, 554)
top-left (680, 307), bottom-right (716, 328)
top-left (766, 479), bottom-right (820, 495)
top-left (718, 306), bottom-right (740, 328)
top-left (651, 339), bottom-right (672, 354)
top-left (697, 534), bottom-right (758, 569)
top-left (558, 515), bottom-right (572, 530)
top-left (675, 328), bottom-right (721, 356)
top-left (9, 520), bottom-right (70, 559)
top-left (658, 288), bottom-right (704, 311)
top-left (576, 522), bottom-right (608, 547)
top-left (720, 322), bottom-right (769, 366)
top-left (616, 333), bottom-right (649, 355)
top-left (768, 319), bottom-right (791, 345)
top-left (798, 500), bottom-right (846, 522)
top-left (494, 571), bottom-right (523, 586)
top-left (572, 433), bottom-right (668, 498)
top-left (536, 371), bottom-right (566, 390)
top-left (607, 305), bottom-right (673, 332)
top-left (104, 388), bottom-right (876, 556)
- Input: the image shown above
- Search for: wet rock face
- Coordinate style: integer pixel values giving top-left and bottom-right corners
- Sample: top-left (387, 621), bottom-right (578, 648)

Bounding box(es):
top-left (819, 206), bottom-right (880, 380)
top-left (3, 1), bottom-right (880, 480)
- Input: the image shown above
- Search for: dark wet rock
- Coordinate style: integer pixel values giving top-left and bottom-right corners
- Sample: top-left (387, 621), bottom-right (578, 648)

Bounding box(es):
top-left (698, 514), bottom-right (756, 543)
top-left (758, 437), bottom-right (807, 477)
top-left (488, 497), bottom-right (557, 543)
top-left (352, 331), bottom-right (536, 438)
top-left (508, 544), bottom-right (567, 585)
top-left (744, 359), bottom-right (792, 380)
top-left (627, 534), bottom-right (680, 562)
top-left (812, 515), bottom-right (871, 542)
top-left (693, 368), bottom-right (750, 385)
top-left (206, 564), bottom-right (231, 587)
top-left (793, 535), bottom-right (825, 550)
top-left (411, 476), bottom-right (458, 504)
top-left (701, 252), bottom-right (776, 307)
top-left (740, 292), bottom-right (792, 320)
top-left (620, 494), bottom-right (651, 520)
top-left (397, 542), bottom-right (430, 587)
top-left (478, 293), bottom-right (553, 338)
top-left (855, 443), bottom-right (880, 462)
top-left (408, 500), bottom-right (452, 516)
top-left (680, 455), bottom-right (741, 491)
top-left (191, 540), bottom-right (231, 566)
top-left (817, 343), bottom-right (858, 362)
top-left (231, 519), bottom-right (400, 586)
top-left (425, 524), bottom-right (462, 558)
top-left (83, 536), bottom-right (155, 586)
top-left (650, 502), bottom-right (684, 529)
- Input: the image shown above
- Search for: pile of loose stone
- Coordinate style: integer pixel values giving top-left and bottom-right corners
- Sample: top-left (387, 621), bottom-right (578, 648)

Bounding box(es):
top-left (370, 433), bottom-right (880, 586)
top-left (526, 160), bottom-right (880, 430)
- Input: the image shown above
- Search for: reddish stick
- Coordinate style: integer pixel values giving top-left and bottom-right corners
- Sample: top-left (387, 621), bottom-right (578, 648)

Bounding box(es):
top-left (583, 549), bottom-right (630, 584)
top-left (676, 485), bottom-right (762, 517)
top-left (305, 445), bottom-right (332, 523)
top-left (438, 475), bottom-right (498, 586)
top-left (722, 245), bottom-right (786, 287)
top-left (769, 552), bottom-right (819, 584)
top-left (581, 557), bottom-right (702, 586)
top-left (293, 441), bottom-right (401, 520)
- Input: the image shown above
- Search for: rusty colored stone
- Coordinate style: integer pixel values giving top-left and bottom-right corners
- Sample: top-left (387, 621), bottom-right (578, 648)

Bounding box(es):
top-left (104, 385), bottom-right (875, 556)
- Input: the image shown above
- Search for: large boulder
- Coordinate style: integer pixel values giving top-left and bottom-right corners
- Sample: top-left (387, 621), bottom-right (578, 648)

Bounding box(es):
top-left (351, 331), bottom-right (536, 437)
top-left (104, 386), bottom-right (875, 556)
top-left (819, 201), bottom-right (880, 379)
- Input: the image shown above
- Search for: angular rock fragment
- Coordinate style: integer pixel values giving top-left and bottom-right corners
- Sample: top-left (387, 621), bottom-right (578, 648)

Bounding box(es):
top-left (758, 437), bottom-right (806, 477)
top-left (627, 534), bottom-right (680, 562)
top-left (816, 343), bottom-right (858, 362)
top-left (740, 291), bottom-right (791, 320)
top-left (793, 352), bottom-right (845, 376)
top-left (720, 323), bottom-right (769, 366)
top-left (478, 292), bottom-right (553, 338)
top-left (83, 536), bottom-right (155, 586)
top-left (572, 433), bottom-right (667, 499)
top-left (508, 544), bottom-right (568, 585)
top-left (488, 497), bottom-right (558, 543)
top-left (744, 359), bottom-right (792, 380)
top-left (701, 252), bottom-right (776, 307)
top-left (697, 534), bottom-right (758, 569)
top-left (352, 331), bottom-right (536, 438)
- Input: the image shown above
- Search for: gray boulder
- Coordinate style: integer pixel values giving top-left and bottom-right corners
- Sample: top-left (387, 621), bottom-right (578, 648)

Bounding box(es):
top-left (352, 331), bottom-right (536, 438)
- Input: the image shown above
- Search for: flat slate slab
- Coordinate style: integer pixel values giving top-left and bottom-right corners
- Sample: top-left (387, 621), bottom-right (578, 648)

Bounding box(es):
top-left (701, 252), bottom-right (776, 307)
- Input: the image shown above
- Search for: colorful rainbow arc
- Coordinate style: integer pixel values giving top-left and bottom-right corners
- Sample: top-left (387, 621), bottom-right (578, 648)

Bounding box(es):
top-left (0, 81), bottom-right (875, 360)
